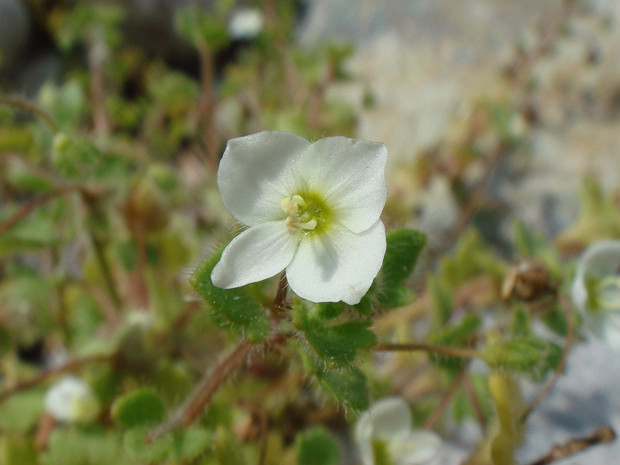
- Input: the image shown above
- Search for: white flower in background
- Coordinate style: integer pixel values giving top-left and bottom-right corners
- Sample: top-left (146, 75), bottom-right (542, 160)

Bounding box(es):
top-left (45, 376), bottom-right (99, 423)
top-left (571, 240), bottom-right (620, 350)
top-left (355, 397), bottom-right (441, 465)
top-left (211, 131), bottom-right (387, 305)
top-left (228, 8), bottom-right (264, 40)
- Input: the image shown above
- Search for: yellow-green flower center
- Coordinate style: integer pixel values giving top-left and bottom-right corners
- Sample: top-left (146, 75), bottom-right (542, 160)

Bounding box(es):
top-left (281, 192), bottom-right (332, 235)
top-left (586, 275), bottom-right (620, 313)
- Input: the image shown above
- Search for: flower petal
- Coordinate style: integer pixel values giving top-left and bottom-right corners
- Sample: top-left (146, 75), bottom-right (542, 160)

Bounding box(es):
top-left (297, 137), bottom-right (387, 233)
top-left (217, 131), bottom-right (311, 226)
top-left (211, 221), bottom-right (299, 288)
top-left (286, 220), bottom-right (386, 304)
top-left (600, 312), bottom-right (620, 350)
top-left (355, 397), bottom-right (412, 465)
top-left (572, 240), bottom-right (620, 313)
top-left (393, 430), bottom-right (442, 465)
top-left (358, 397), bottom-right (413, 439)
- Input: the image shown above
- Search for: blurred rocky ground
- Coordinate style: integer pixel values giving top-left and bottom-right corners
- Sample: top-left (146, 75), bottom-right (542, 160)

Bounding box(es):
top-left (300, 0), bottom-right (620, 245)
top-left (299, 1), bottom-right (620, 464)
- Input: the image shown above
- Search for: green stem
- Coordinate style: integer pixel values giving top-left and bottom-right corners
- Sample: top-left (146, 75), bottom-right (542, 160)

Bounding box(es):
top-left (374, 342), bottom-right (478, 359)
top-left (81, 193), bottom-right (122, 308)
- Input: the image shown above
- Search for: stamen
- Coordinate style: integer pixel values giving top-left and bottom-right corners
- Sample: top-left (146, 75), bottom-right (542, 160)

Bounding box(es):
top-left (281, 192), bottom-right (328, 234)
top-left (299, 219), bottom-right (317, 231)
top-left (597, 276), bottom-right (620, 311)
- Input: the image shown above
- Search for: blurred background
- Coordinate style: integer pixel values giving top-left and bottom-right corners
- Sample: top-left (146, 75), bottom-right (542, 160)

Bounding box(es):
top-left (2, 1), bottom-right (620, 464)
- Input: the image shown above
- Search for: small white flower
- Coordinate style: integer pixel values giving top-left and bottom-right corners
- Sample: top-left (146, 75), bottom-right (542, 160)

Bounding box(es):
top-left (571, 240), bottom-right (620, 350)
top-left (211, 131), bottom-right (387, 305)
top-left (355, 397), bottom-right (441, 465)
top-left (228, 8), bottom-right (264, 40)
top-left (45, 376), bottom-right (99, 423)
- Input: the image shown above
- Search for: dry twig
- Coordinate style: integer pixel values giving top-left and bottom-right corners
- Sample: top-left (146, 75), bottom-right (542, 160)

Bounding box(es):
top-left (526, 426), bottom-right (616, 465)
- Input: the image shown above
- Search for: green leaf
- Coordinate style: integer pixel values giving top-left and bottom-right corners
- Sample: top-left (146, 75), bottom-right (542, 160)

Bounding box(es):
top-left (481, 338), bottom-right (562, 377)
top-left (362, 229), bottom-right (426, 311)
top-left (376, 229), bottom-right (426, 308)
top-left (294, 301), bottom-right (376, 367)
top-left (296, 427), bottom-right (340, 465)
top-left (0, 390), bottom-right (44, 434)
top-left (214, 427), bottom-right (246, 465)
top-left (191, 247), bottom-right (270, 342)
top-left (308, 320), bottom-right (376, 367)
top-left (452, 374), bottom-right (491, 424)
top-left (510, 305), bottom-right (530, 337)
top-left (152, 360), bottom-right (194, 406)
top-left (315, 301), bottom-right (346, 320)
top-left (542, 304), bottom-right (569, 337)
top-left (112, 389), bottom-right (165, 428)
top-left (42, 429), bottom-right (127, 465)
top-left (438, 229), bottom-right (506, 287)
top-left (124, 427), bottom-right (211, 463)
top-left (556, 176), bottom-right (620, 250)
top-left (513, 220), bottom-right (545, 257)
top-left (123, 428), bottom-right (169, 463)
top-left (316, 366), bottom-right (369, 411)
top-left (0, 324), bottom-right (13, 356)
top-left (1, 436), bottom-right (38, 465)
top-left (168, 427), bottom-right (211, 462)
top-left (428, 275), bottom-right (454, 329)
top-left (174, 6), bottom-right (230, 51)
top-left (428, 314), bottom-right (481, 372)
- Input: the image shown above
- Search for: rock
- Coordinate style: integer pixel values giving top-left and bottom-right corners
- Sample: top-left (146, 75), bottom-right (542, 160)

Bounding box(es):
top-left (0, 0), bottom-right (30, 71)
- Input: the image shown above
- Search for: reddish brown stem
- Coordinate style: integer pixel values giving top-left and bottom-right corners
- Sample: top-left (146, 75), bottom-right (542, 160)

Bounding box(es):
top-left (0, 96), bottom-right (59, 131)
top-left (0, 354), bottom-right (115, 403)
top-left (464, 373), bottom-right (487, 433)
top-left (199, 45), bottom-right (218, 169)
top-left (133, 225), bottom-right (150, 309)
top-left (423, 369), bottom-right (467, 430)
top-left (146, 339), bottom-right (260, 442)
top-left (88, 42), bottom-right (110, 136)
top-left (0, 186), bottom-right (80, 235)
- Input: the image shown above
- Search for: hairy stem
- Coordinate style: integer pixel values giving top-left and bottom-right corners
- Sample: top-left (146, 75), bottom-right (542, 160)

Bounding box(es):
top-left (147, 274), bottom-right (290, 442)
top-left (374, 342), bottom-right (478, 359)
top-left (271, 273), bottom-right (289, 321)
top-left (146, 339), bottom-right (259, 442)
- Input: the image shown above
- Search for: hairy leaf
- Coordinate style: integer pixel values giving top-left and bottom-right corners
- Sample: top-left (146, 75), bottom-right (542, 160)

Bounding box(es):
top-left (191, 247), bottom-right (270, 342)
top-left (112, 389), bottom-right (164, 428)
top-left (296, 427), bottom-right (340, 465)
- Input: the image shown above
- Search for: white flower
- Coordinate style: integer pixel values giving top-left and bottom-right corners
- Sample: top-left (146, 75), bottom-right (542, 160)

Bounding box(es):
top-left (228, 8), bottom-right (264, 40)
top-left (355, 397), bottom-right (441, 465)
top-left (45, 376), bottom-right (99, 423)
top-left (211, 131), bottom-right (387, 305)
top-left (571, 240), bottom-right (620, 350)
